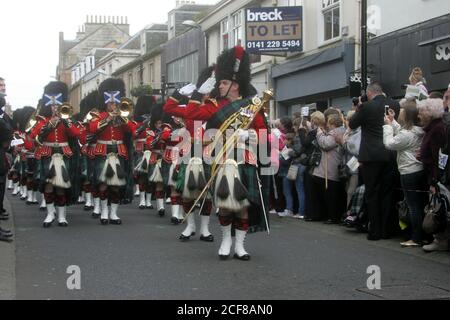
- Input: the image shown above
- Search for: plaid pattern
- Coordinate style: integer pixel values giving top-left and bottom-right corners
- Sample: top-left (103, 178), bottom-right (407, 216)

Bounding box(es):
top-left (349, 185), bottom-right (365, 217)
top-left (161, 160), bottom-right (171, 186)
top-left (205, 98), bottom-right (252, 130)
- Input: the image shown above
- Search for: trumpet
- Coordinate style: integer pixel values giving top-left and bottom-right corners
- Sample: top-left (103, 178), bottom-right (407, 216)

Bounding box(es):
top-left (118, 97), bottom-right (133, 118)
top-left (109, 98), bottom-right (133, 124)
top-left (58, 103), bottom-right (74, 120)
top-left (25, 107), bottom-right (40, 133)
top-left (83, 108), bottom-right (99, 123)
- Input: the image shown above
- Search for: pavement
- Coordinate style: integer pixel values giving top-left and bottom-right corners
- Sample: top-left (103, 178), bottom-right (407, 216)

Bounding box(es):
top-left (2, 192), bottom-right (450, 300)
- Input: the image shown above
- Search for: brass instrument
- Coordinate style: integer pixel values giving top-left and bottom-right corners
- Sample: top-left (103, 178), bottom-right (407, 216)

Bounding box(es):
top-left (57, 103), bottom-right (74, 120)
top-left (109, 97), bottom-right (133, 124)
top-left (83, 108), bottom-right (99, 123)
top-left (118, 97), bottom-right (133, 118)
top-left (25, 106), bottom-right (40, 133)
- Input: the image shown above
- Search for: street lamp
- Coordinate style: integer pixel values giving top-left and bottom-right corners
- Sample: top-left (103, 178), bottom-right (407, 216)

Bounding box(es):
top-left (182, 20), bottom-right (201, 29)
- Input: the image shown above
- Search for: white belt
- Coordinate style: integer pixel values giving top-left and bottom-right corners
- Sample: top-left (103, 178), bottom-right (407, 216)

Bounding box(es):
top-left (135, 139), bottom-right (147, 143)
top-left (97, 140), bottom-right (123, 145)
top-left (43, 142), bottom-right (69, 147)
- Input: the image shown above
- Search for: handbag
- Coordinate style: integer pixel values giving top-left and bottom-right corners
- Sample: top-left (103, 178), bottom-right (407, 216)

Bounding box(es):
top-left (397, 200), bottom-right (410, 225)
top-left (423, 193), bottom-right (449, 234)
top-left (287, 164), bottom-right (299, 181)
top-left (307, 140), bottom-right (322, 167)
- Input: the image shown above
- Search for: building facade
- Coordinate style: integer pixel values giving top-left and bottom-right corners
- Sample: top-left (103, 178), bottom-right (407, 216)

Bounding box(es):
top-left (199, 0), bottom-right (360, 118)
top-left (57, 16), bottom-right (131, 110)
top-left (367, 0), bottom-right (450, 97)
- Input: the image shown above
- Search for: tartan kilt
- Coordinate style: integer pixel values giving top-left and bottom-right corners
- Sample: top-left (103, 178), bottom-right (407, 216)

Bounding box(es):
top-left (93, 155), bottom-right (126, 187)
top-left (80, 154), bottom-right (96, 183)
top-left (175, 161), bottom-right (212, 196)
top-left (237, 164), bottom-right (260, 206)
top-left (40, 154), bottom-right (72, 190)
top-left (161, 159), bottom-right (172, 186)
top-left (239, 163), bottom-right (270, 234)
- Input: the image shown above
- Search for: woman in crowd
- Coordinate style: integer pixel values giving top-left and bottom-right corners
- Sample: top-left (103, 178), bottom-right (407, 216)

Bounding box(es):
top-left (298, 111), bottom-right (324, 221)
top-left (408, 67), bottom-right (429, 100)
top-left (417, 98), bottom-right (449, 252)
top-left (310, 113), bottom-right (346, 224)
top-left (277, 117), bottom-right (295, 217)
top-left (383, 99), bottom-right (426, 247)
top-left (336, 110), bottom-right (361, 207)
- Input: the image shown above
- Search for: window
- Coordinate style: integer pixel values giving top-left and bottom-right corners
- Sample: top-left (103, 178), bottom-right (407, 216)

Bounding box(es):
top-left (322, 0), bottom-right (340, 41)
top-left (167, 52), bottom-right (199, 84)
top-left (149, 63), bottom-right (155, 85)
top-left (279, 0), bottom-right (302, 5)
top-left (221, 19), bottom-right (229, 50)
top-left (231, 11), bottom-right (243, 46)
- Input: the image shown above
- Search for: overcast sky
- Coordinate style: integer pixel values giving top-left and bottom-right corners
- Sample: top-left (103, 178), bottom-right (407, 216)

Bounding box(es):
top-left (0, 0), bottom-right (218, 109)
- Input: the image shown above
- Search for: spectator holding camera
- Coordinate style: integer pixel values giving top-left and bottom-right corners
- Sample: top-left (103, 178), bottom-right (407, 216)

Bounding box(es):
top-left (383, 99), bottom-right (427, 247)
top-left (349, 83), bottom-right (396, 241)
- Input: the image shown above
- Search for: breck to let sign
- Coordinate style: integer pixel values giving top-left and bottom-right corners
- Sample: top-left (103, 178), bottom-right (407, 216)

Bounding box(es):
top-left (246, 6), bottom-right (303, 54)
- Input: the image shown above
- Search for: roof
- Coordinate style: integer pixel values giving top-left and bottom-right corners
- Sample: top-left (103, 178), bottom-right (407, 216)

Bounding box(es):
top-left (62, 23), bottom-right (130, 55)
top-left (169, 4), bottom-right (214, 14)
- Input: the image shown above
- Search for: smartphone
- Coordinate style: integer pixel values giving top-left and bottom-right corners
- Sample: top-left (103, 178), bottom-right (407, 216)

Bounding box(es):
top-left (385, 105), bottom-right (390, 116)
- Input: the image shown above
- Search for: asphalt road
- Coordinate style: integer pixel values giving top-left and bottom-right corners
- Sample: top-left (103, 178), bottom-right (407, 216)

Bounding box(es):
top-left (4, 193), bottom-right (450, 300)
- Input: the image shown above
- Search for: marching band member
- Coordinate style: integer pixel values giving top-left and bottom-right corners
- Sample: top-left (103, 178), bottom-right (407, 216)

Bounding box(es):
top-left (163, 66), bottom-right (217, 242)
top-left (89, 78), bottom-right (136, 225)
top-left (133, 95), bottom-right (156, 210)
top-left (186, 46), bottom-right (270, 261)
top-left (29, 81), bottom-right (81, 228)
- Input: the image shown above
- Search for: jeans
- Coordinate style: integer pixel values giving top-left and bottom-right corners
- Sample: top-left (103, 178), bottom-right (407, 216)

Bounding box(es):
top-left (400, 171), bottom-right (428, 244)
top-left (282, 165), bottom-right (306, 215)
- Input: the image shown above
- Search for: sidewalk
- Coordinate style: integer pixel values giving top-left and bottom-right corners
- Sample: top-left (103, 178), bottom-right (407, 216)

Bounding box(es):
top-left (0, 195), bottom-right (16, 300)
top-left (275, 214), bottom-right (450, 267)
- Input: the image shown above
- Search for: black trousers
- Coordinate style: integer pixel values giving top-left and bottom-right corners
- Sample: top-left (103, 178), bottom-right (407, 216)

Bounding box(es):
top-left (310, 175), bottom-right (345, 221)
top-left (0, 174), bottom-right (5, 212)
top-left (361, 162), bottom-right (395, 239)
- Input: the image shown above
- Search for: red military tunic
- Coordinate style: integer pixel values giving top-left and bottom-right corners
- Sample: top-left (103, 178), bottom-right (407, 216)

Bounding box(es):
top-left (30, 116), bottom-right (80, 158)
top-left (185, 97), bottom-right (267, 165)
top-left (89, 112), bottom-right (136, 160)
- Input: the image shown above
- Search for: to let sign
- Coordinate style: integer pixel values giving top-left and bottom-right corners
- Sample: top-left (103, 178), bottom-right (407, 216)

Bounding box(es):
top-left (246, 6), bottom-right (303, 54)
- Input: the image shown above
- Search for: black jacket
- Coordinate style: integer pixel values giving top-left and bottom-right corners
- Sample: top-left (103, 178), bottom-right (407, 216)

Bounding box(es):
top-left (349, 95), bottom-right (391, 162)
top-left (0, 114), bottom-right (13, 175)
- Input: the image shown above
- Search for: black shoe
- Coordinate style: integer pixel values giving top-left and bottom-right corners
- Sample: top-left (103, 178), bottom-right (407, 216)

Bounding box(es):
top-left (0, 213), bottom-right (9, 221)
top-left (39, 207), bottom-right (47, 212)
top-left (146, 205), bottom-right (154, 210)
top-left (219, 254), bottom-right (230, 261)
top-left (171, 217), bottom-right (180, 225)
top-left (200, 234), bottom-right (214, 242)
top-left (0, 234), bottom-right (13, 243)
top-left (0, 228), bottom-right (13, 237)
top-left (100, 219), bottom-right (109, 225)
top-left (367, 235), bottom-right (381, 241)
top-left (110, 219), bottom-right (122, 225)
top-left (158, 209), bottom-right (165, 217)
top-left (58, 222), bottom-right (68, 227)
top-left (179, 232), bottom-right (196, 242)
top-left (43, 222), bottom-right (53, 228)
top-left (139, 205), bottom-right (146, 210)
top-left (324, 219), bottom-right (338, 225)
top-left (233, 253), bottom-right (251, 261)
top-left (84, 206), bottom-right (93, 211)
top-left (92, 212), bottom-right (101, 219)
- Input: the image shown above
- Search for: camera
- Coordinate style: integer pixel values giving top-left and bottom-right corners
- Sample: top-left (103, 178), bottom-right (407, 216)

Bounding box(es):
top-left (352, 97), bottom-right (360, 107)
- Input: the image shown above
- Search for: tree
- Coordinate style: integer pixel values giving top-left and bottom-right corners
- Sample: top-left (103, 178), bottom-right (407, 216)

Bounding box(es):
top-left (130, 85), bottom-right (153, 98)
